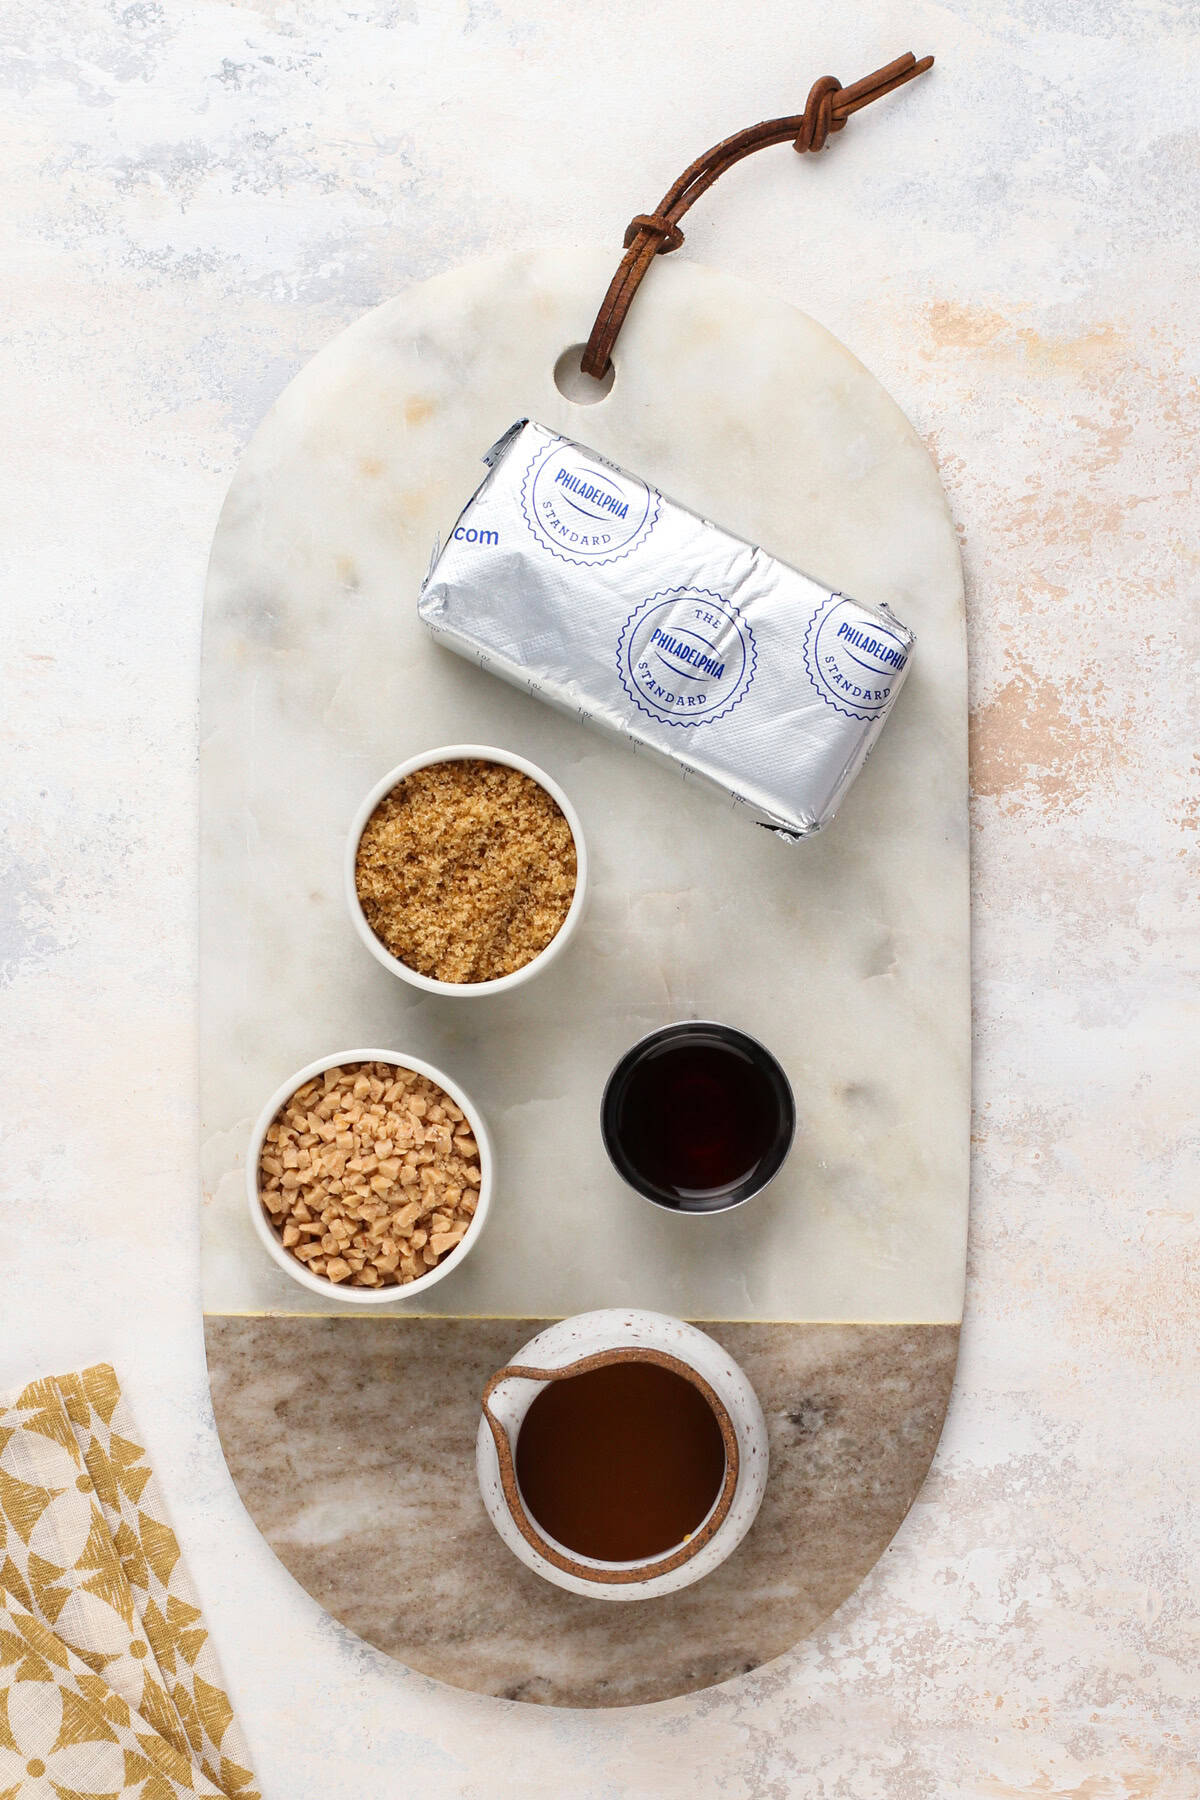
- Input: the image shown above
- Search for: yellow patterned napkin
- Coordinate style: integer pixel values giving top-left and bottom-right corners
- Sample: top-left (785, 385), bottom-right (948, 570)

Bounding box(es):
top-left (0, 1365), bottom-right (258, 1800)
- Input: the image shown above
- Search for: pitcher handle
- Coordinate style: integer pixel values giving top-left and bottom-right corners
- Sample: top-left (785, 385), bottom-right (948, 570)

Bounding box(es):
top-left (480, 1346), bottom-right (739, 1587)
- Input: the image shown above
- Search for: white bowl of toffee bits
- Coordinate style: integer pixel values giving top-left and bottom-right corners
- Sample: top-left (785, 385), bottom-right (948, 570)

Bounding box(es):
top-left (345, 745), bottom-right (587, 995)
top-left (248, 1050), bottom-right (493, 1303)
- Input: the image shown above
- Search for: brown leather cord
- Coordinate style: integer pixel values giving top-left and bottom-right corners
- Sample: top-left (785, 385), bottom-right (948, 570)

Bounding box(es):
top-left (580, 51), bottom-right (934, 379)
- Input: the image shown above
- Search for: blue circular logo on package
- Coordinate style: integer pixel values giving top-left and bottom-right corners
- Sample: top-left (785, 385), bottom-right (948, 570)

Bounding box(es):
top-left (618, 589), bottom-right (757, 729)
top-left (521, 440), bottom-right (660, 564)
top-left (803, 593), bottom-right (911, 722)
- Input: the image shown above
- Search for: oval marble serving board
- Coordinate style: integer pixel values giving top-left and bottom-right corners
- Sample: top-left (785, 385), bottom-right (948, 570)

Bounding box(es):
top-left (200, 248), bottom-right (968, 1705)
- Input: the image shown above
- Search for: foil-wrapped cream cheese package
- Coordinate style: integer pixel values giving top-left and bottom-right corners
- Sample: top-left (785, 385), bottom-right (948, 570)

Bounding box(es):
top-left (418, 420), bottom-right (914, 841)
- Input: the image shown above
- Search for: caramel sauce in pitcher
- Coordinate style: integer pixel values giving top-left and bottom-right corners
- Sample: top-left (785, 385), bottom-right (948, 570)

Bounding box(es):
top-left (514, 1360), bottom-right (727, 1562)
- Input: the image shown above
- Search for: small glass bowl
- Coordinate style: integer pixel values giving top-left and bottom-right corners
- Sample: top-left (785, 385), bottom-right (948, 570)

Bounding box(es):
top-left (600, 1021), bottom-right (795, 1215)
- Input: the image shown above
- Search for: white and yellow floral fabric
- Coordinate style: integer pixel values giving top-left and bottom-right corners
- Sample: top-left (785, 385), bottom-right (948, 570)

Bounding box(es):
top-left (0, 1365), bottom-right (258, 1800)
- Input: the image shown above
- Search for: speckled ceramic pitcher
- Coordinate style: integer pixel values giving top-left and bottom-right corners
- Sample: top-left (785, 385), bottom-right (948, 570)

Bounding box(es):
top-left (476, 1309), bottom-right (768, 1600)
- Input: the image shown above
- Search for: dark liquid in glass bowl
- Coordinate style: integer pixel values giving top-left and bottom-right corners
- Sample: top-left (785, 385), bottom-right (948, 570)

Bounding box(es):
top-left (602, 1023), bottom-right (795, 1212)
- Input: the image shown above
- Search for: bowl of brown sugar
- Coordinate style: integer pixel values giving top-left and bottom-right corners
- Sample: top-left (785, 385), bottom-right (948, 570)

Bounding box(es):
top-left (345, 745), bottom-right (586, 995)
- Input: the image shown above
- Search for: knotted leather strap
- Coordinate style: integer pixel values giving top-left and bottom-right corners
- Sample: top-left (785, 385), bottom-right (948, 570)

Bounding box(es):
top-left (581, 52), bottom-right (934, 379)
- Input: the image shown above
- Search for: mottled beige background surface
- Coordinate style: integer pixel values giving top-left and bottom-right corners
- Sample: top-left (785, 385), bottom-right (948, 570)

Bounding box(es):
top-left (1, 2), bottom-right (1197, 1795)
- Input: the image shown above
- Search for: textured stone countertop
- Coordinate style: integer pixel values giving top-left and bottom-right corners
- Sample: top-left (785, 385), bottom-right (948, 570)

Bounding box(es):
top-left (1, 3), bottom-right (1196, 1795)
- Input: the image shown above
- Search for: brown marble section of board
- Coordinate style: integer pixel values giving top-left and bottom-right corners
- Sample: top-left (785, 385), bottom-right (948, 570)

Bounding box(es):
top-left (205, 1316), bottom-right (959, 1706)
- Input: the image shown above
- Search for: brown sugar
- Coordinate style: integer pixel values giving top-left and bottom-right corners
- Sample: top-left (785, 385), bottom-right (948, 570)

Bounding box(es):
top-left (354, 758), bottom-right (577, 983)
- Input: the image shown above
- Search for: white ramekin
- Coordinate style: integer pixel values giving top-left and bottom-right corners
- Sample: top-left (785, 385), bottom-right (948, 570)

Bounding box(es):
top-left (246, 1047), bottom-right (493, 1305)
top-left (344, 744), bottom-right (588, 997)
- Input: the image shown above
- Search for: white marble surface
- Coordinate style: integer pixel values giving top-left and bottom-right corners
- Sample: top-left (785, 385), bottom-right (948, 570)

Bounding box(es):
top-left (2, 2), bottom-right (1198, 1795)
top-left (200, 248), bottom-right (967, 1324)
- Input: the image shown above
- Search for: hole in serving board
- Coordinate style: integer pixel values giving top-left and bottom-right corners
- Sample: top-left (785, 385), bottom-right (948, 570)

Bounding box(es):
top-left (553, 343), bottom-right (615, 404)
